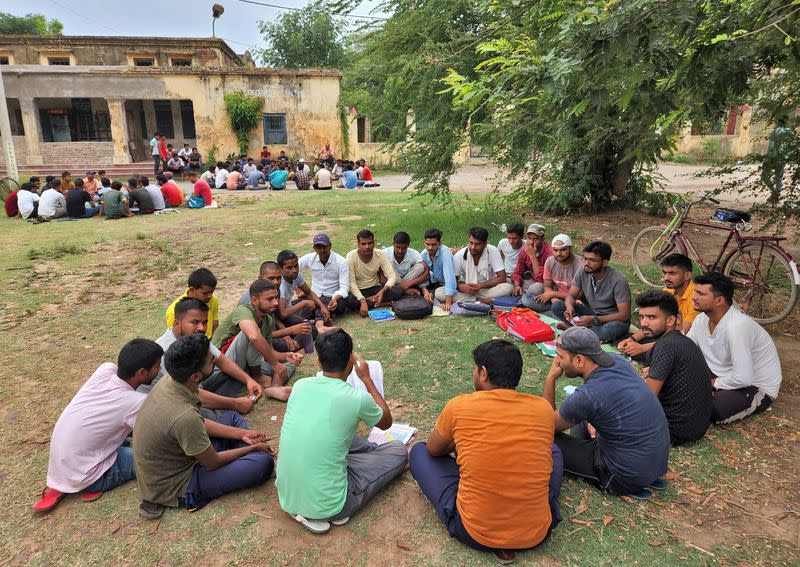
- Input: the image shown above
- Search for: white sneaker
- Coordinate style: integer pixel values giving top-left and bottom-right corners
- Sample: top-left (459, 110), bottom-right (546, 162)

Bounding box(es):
top-left (331, 516), bottom-right (350, 526)
top-left (292, 514), bottom-right (330, 534)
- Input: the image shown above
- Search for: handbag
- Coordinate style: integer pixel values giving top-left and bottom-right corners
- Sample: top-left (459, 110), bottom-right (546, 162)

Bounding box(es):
top-left (392, 296), bottom-right (433, 320)
top-left (187, 195), bottom-right (206, 208)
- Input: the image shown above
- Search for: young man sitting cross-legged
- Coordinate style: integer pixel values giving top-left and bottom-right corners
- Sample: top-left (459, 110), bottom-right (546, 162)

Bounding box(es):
top-left (32, 339), bottom-right (164, 512)
top-left (275, 329), bottom-right (407, 534)
top-left (543, 327), bottom-right (670, 499)
top-left (410, 339), bottom-right (563, 564)
top-left (345, 229), bottom-right (405, 317)
top-left (382, 231), bottom-right (430, 297)
top-left (134, 334), bottom-right (275, 520)
top-left (140, 298), bottom-right (262, 414)
top-left (276, 249), bottom-right (337, 339)
top-left (212, 280), bottom-right (301, 401)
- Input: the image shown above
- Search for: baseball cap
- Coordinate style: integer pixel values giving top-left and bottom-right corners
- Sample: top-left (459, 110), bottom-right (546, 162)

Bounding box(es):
top-left (556, 326), bottom-right (614, 367)
top-left (526, 223), bottom-right (545, 236)
top-left (551, 233), bottom-right (573, 248)
top-left (85, 170), bottom-right (96, 175)
top-left (299, 158), bottom-right (305, 163)
top-left (163, 171), bottom-right (173, 179)
top-left (313, 233), bottom-right (331, 246)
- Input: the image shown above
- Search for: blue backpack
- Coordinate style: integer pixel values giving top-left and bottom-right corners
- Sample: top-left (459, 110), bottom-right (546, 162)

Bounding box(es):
top-left (187, 195), bottom-right (206, 208)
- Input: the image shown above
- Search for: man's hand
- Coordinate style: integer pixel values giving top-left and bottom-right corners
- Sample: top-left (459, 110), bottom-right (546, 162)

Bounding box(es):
top-left (618, 339), bottom-right (648, 357)
top-left (546, 356), bottom-right (562, 381)
top-left (564, 306), bottom-right (575, 320)
top-left (574, 315), bottom-right (593, 327)
top-left (299, 299), bottom-right (315, 310)
top-left (250, 442), bottom-right (276, 456)
top-left (512, 285), bottom-right (523, 297)
top-left (328, 297), bottom-right (339, 312)
top-left (235, 396), bottom-right (256, 414)
top-left (283, 337), bottom-right (300, 351)
top-left (353, 353), bottom-right (373, 386)
top-left (290, 321), bottom-right (312, 335)
top-left (359, 299), bottom-right (369, 317)
top-left (587, 423), bottom-right (597, 439)
top-left (444, 297), bottom-right (453, 312)
top-left (372, 290), bottom-right (385, 306)
top-left (536, 290), bottom-right (555, 304)
top-left (246, 379), bottom-right (263, 400)
top-left (319, 305), bottom-right (331, 323)
top-left (459, 283), bottom-right (480, 295)
top-left (241, 430), bottom-right (268, 445)
top-left (285, 352), bottom-right (304, 365)
top-left (422, 287), bottom-right (433, 303)
top-left (405, 288), bottom-right (421, 296)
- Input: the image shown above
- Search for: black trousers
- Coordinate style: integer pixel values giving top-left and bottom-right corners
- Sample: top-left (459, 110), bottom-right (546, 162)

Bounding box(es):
top-left (344, 285), bottom-right (404, 310)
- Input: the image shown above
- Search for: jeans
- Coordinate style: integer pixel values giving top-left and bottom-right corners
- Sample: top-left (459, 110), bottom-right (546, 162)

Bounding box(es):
top-left (70, 205), bottom-right (101, 219)
top-left (409, 443), bottom-right (563, 551)
top-left (83, 445), bottom-right (136, 493)
top-left (324, 436), bottom-right (408, 521)
top-left (550, 301), bottom-right (630, 342)
top-left (153, 155), bottom-right (161, 174)
top-left (520, 283), bottom-right (553, 312)
top-left (179, 411), bottom-right (274, 510)
top-left (224, 330), bottom-right (296, 383)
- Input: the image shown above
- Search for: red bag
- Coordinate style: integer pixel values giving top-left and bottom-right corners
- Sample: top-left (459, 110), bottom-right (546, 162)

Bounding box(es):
top-left (492, 308), bottom-right (555, 344)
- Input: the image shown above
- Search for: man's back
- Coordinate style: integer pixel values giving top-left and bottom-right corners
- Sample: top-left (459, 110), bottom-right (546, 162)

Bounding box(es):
top-left (128, 187), bottom-right (155, 211)
top-left (437, 389), bottom-right (555, 548)
top-left (343, 170), bottom-right (358, 189)
top-left (39, 188), bottom-right (65, 217)
top-left (276, 375), bottom-right (383, 518)
top-left (103, 189), bottom-right (125, 218)
top-left (66, 188), bottom-right (91, 217)
top-left (145, 184), bottom-right (166, 210)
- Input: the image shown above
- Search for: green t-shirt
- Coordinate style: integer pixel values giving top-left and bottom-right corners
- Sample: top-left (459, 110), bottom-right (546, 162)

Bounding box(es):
top-left (103, 189), bottom-right (126, 219)
top-left (211, 303), bottom-right (273, 348)
top-left (275, 375), bottom-right (383, 519)
top-left (132, 376), bottom-right (210, 507)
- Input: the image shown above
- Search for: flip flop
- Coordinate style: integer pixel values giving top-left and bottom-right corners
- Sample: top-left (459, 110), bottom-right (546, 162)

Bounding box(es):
top-left (648, 478), bottom-right (668, 491)
top-left (493, 550), bottom-right (516, 564)
top-left (32, 487), bottom-right (66, 512)
top-left (80, 490), bottom-right (103, 502)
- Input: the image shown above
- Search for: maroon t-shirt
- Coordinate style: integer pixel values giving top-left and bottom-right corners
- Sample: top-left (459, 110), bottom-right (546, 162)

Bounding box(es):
top-left (4, 190), bottom-right (19, 217)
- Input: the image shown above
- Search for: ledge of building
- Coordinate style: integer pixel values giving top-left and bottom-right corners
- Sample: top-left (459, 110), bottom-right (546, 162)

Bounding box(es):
top-left (2, 64), bottom-right (342, 79)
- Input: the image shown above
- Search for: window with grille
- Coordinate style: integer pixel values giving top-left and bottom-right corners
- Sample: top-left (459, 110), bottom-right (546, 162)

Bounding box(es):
top-left (48, 57), bottom-right (70, 66)
top-left (263, 113), bottom-right (287, 145)
top-left (154, 100), bottom-right (174, 138)
top-left (180, 100), bottom-right (196, 139)
top-left (171, 58), bottom-right (192, 67)
top-left (0, 57), bottom-right (9, 65)
top-left (134, 58), bottom-right (155, 66)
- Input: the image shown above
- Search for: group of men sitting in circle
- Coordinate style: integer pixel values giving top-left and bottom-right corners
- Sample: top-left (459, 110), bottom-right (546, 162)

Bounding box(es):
top-left (32, 222), bottom-right (783, 564)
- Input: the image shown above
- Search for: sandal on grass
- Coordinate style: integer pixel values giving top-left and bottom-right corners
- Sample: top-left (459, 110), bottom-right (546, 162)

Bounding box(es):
top-left (80, 490), bottom-right (103, 502)
top-left (32, 487), bottom-right (66, 512)
top-left (493, 550), bottom-right (516, 564)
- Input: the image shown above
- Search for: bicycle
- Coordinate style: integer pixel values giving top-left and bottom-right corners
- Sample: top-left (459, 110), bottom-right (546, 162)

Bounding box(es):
top-left (631, 193), bottom-right (800, 325)
top-left (0, 176), bottom-right (19, 203)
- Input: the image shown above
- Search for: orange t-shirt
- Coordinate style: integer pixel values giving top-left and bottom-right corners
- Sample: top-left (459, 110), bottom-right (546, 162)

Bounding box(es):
top-left (435, 389), bottom-right (554, 549)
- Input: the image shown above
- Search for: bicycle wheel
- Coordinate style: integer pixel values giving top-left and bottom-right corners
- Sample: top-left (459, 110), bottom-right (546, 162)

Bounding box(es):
top-left (631, 226), bottom-right (680, 287)
top-left (0, 177), bottom-right (19, 203)
top-left (723, 244), bottom-right (799, 325)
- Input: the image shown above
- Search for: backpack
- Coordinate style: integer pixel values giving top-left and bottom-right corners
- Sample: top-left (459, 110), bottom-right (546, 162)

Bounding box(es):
top-left (451, 300), bottom-right (492, 316)
top-left (392, 296), bottom-right (433, 320)
top-left (492, 308), bottom-right (555, 344)
top-left (492, 295), bottom-right (521, 311)
top-left (187, 195), bottom-right (206, 208)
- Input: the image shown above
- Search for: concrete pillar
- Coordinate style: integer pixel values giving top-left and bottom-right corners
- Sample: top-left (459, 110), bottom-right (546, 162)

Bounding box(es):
top-left (347, 115), bottom-right (359, 160)
top-left (19, 97), bottom-right (43, 165)
top-left (143, 99), bottom-right (156, 137)
top-left (107, 97), bottom-right (131, 164)
top-left (170, 100), bottom-right (183, 142)
top-left (738, 107), bottom-right (753, 157)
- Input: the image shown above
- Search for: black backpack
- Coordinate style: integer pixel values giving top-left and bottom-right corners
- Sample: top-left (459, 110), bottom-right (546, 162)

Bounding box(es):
top-left (392, 296), bottom-right (433, 320)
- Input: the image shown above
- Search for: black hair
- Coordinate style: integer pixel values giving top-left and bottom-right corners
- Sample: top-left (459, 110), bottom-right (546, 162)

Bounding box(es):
top-left (259, 260), bottom-right (279, 274)
top-left (469, 226), bottom-right (489, 243)
top-left (174, 297), bottom-right (209, 319)
top-left (635, 290), bottom-right (679, 318)
top-left (29, 176), bottom-right (40, 183)
top-left (507, 222), bottom-right (525, 237)
top-left (424, 228), bottom-right (443, 241)
top-left (250, 279), bottom-right (277, 298)
top-left (661, 252), bottom-right (693, 272)
top-left (315, 329), bottom-right (353, 373)
top-left (472, 339), bottom-right (522, 389)
top-left (694, 272), bottom-right (734, 305)
top-left (74, 178), bottom-right (84, 188)
top-left (45, 175), bottom-right (55, 183)
top-left (61, 171), bottom-right (70, 177)
top-left (164, 334), bottom-right (210, 384)
top-left (583, 240), bottom-right (613, 261)
top-left (101, 177), bottom-right (111, 187)
top-left (51, 179), bottom-right (61, 189)
top-left (20, 182), bottom-right (33, 191)
top-left (356, 229), bottom-right (374, 242)
top-left (216, 161), bottom-right (224, 168)
top-left (393, 231), bottom-right (411, 245)
top-left (276, 250), bottom-right (298, 267)
top-left (117, 338), bottom-right (164, 381)
top-left (127, 177), bottom-right (139, 188)
top-left (156, 174), bottom-right (168, 185)
top-left (139, 176), bottom-right (150, 186)
top-left (111, 181), bottom-right (122, 190)
top-left (256, 164), bottom-right (264, 171)
top-left (187, 268), bottom-right (217, 290)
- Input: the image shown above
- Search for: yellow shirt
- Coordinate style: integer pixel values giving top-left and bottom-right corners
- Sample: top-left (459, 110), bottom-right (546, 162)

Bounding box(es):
top-left (165, 289), bottom-right (219, 338)
top-left (663, 281), bottom-right (698, 329)
top-left (345, 249), bottom-right (397, 300)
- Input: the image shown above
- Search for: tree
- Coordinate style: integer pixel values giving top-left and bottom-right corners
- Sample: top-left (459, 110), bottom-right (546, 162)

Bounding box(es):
top-left (258, 9), bottom-right (345, 68)
top-left (0, 12), bottom-right (63, 35)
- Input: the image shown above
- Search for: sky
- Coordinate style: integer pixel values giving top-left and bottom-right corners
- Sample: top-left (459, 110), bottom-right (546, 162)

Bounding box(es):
top-left (0, 0), bottom-right (387, 58)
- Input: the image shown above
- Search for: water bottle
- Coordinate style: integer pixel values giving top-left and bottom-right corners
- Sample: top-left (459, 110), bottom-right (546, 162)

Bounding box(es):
top-left (302, 319), bottom-right (314, 354)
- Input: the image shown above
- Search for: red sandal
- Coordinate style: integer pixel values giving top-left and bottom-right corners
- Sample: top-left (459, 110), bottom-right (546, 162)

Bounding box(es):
top-left (80, 490), bottom-right (103, 502)
top-left (32, 487), bottom-right (66, 512)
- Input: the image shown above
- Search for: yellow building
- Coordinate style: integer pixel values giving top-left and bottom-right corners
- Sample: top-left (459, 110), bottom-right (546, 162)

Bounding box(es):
top-left (0, 35), bottom-right (342, 173)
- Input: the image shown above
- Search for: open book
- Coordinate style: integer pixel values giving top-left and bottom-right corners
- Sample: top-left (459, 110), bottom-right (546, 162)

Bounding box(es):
top-left (368, 422), bottom-right (417, 446)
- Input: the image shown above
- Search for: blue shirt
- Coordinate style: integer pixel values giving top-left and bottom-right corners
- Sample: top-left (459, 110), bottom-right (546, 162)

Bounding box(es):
top-left (150, 137), bottom-right (159, 156)
top-left (269, 170), bottom-right (288, 189)
top-left (559, 355), bottom-right (670, 486)
top-left (343, 170), bottom-right (358, 189)
top-left (247, 171), bottom-right (265, 187)
top-left (422, 244), bottom-right (457, 297)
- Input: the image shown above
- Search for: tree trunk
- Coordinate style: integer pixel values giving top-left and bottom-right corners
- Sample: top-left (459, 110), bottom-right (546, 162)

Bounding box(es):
top-left (611, 155), bottom-right (636, 199)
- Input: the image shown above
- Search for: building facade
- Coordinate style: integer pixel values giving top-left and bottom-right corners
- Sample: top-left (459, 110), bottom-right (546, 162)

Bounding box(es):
top-left (0, 35), bottom-right (342, 171)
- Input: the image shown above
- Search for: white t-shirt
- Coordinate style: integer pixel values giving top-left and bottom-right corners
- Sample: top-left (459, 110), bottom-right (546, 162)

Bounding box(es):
top-left (47, 363), bottom-right (145, 492)
top-left (38, 188), bottom-right (66, 218)
top-left (145, 184), bottom-right (166, 210)
top-left (215, 169), bottom-right (229, 188)
top-left (687, 307), bottom-right (782, 398)
top-left (452, 244), bottom-right (506, 284)
top-left (315, 168), bottom-right (332, 188)
top-left (497, 238), bottom-right (522, 274)
top-left (383, 246), bottom-right (424, 279)
top-left (17, 189), bottom-right (40, 218)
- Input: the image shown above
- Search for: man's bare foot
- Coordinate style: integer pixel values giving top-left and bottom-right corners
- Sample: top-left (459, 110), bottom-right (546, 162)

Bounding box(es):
top-left (316, 324), bottom-right (338, 334)
top-left (493, 549), bottom-right (516, 564)
top-left (476, 297), bottom-right (493, 305)
top-left (404, 288), bottom-right (421, 296)
top-left (555, 322), bottom-right (570, 331)
top-left (264, 385), bottom-right (292, 401)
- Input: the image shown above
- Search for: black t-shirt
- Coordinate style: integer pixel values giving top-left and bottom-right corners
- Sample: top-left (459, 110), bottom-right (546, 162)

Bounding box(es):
top-left (647, 331), bottom-right (713, 445)
top-left (128, 187), bottom-right (155, 211)
top-left (66, 188), bottom-right (92, 218)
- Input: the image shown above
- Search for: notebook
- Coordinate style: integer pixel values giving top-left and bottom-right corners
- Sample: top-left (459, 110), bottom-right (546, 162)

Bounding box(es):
top-left (368, 422), bottom-right (417, 445)
top-left (368, 308), bottom-right (395, 322)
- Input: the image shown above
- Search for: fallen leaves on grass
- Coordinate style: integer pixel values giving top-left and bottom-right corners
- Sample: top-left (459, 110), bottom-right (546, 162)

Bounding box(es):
top-left (396, 540), bottom-right (413, 551)
top-left (647, 540), bottom-right (666, 547)
top-left (602, 515), bottom-right (614, 526)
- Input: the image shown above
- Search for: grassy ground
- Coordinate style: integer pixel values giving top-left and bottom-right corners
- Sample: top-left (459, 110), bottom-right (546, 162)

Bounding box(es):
top-left (0, 190), bottom-right (797, 566)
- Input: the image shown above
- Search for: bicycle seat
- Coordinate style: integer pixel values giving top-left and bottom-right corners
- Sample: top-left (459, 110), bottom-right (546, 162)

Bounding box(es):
top-left (713, 209), bottom-right (751, 224)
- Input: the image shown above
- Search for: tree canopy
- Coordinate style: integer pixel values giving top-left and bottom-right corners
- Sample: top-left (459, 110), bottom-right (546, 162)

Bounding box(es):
top-left (257, 9), bottom-right (345, 69)
top-left (0, 12), bottom-right (63, 35)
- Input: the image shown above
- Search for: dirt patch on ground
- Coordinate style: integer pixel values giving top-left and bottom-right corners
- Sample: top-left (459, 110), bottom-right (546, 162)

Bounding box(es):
top-left (288, 221), bottom-right (344, 247)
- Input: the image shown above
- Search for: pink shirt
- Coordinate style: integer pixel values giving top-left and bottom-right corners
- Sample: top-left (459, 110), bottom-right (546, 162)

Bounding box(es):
top-left (47, 363), bottom-right (145, 492)
top-left (226, 171), bottom-right (243, 190)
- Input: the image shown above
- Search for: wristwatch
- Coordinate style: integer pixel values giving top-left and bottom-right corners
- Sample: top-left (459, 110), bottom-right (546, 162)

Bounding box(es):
top-left (591, 316), bottom-right (600, 326)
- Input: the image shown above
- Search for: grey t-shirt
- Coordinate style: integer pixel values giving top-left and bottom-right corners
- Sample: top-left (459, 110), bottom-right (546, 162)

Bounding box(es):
top-left (572, 267), bottom-right (631, 318)
top-left (280, 274), bottom-right (305, 302)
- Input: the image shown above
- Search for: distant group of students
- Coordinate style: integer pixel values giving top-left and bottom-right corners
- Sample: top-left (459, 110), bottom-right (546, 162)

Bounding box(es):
top-left (32, 221), bottom-right (783, 564)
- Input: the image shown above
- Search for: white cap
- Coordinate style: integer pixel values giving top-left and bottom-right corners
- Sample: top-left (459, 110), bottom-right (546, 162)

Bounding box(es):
top-left (299, 158), bottom-right (305, 162)
top-left (551, 233), bottom-right (572, 247)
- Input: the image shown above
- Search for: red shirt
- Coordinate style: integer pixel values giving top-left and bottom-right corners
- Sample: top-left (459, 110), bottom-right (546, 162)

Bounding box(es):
top-left (260, 150), bottom-right (271, 160)
top-left (362, 166), bottom-right (373, 181)
top-left (160, 181), bottom-right (184, 206)
top-left (4, 190), bottom-right (19, 217)
top-left (193, 179), bottom-right (212, 206)
top-left (158, 140), bottom-right (168, 159)
top-left (512, 243), bottom-right (554, 285)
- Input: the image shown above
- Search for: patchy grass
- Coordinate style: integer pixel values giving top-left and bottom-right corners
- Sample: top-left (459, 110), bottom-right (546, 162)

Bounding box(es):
top-left (0, 190), bottom-right (796, 566)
